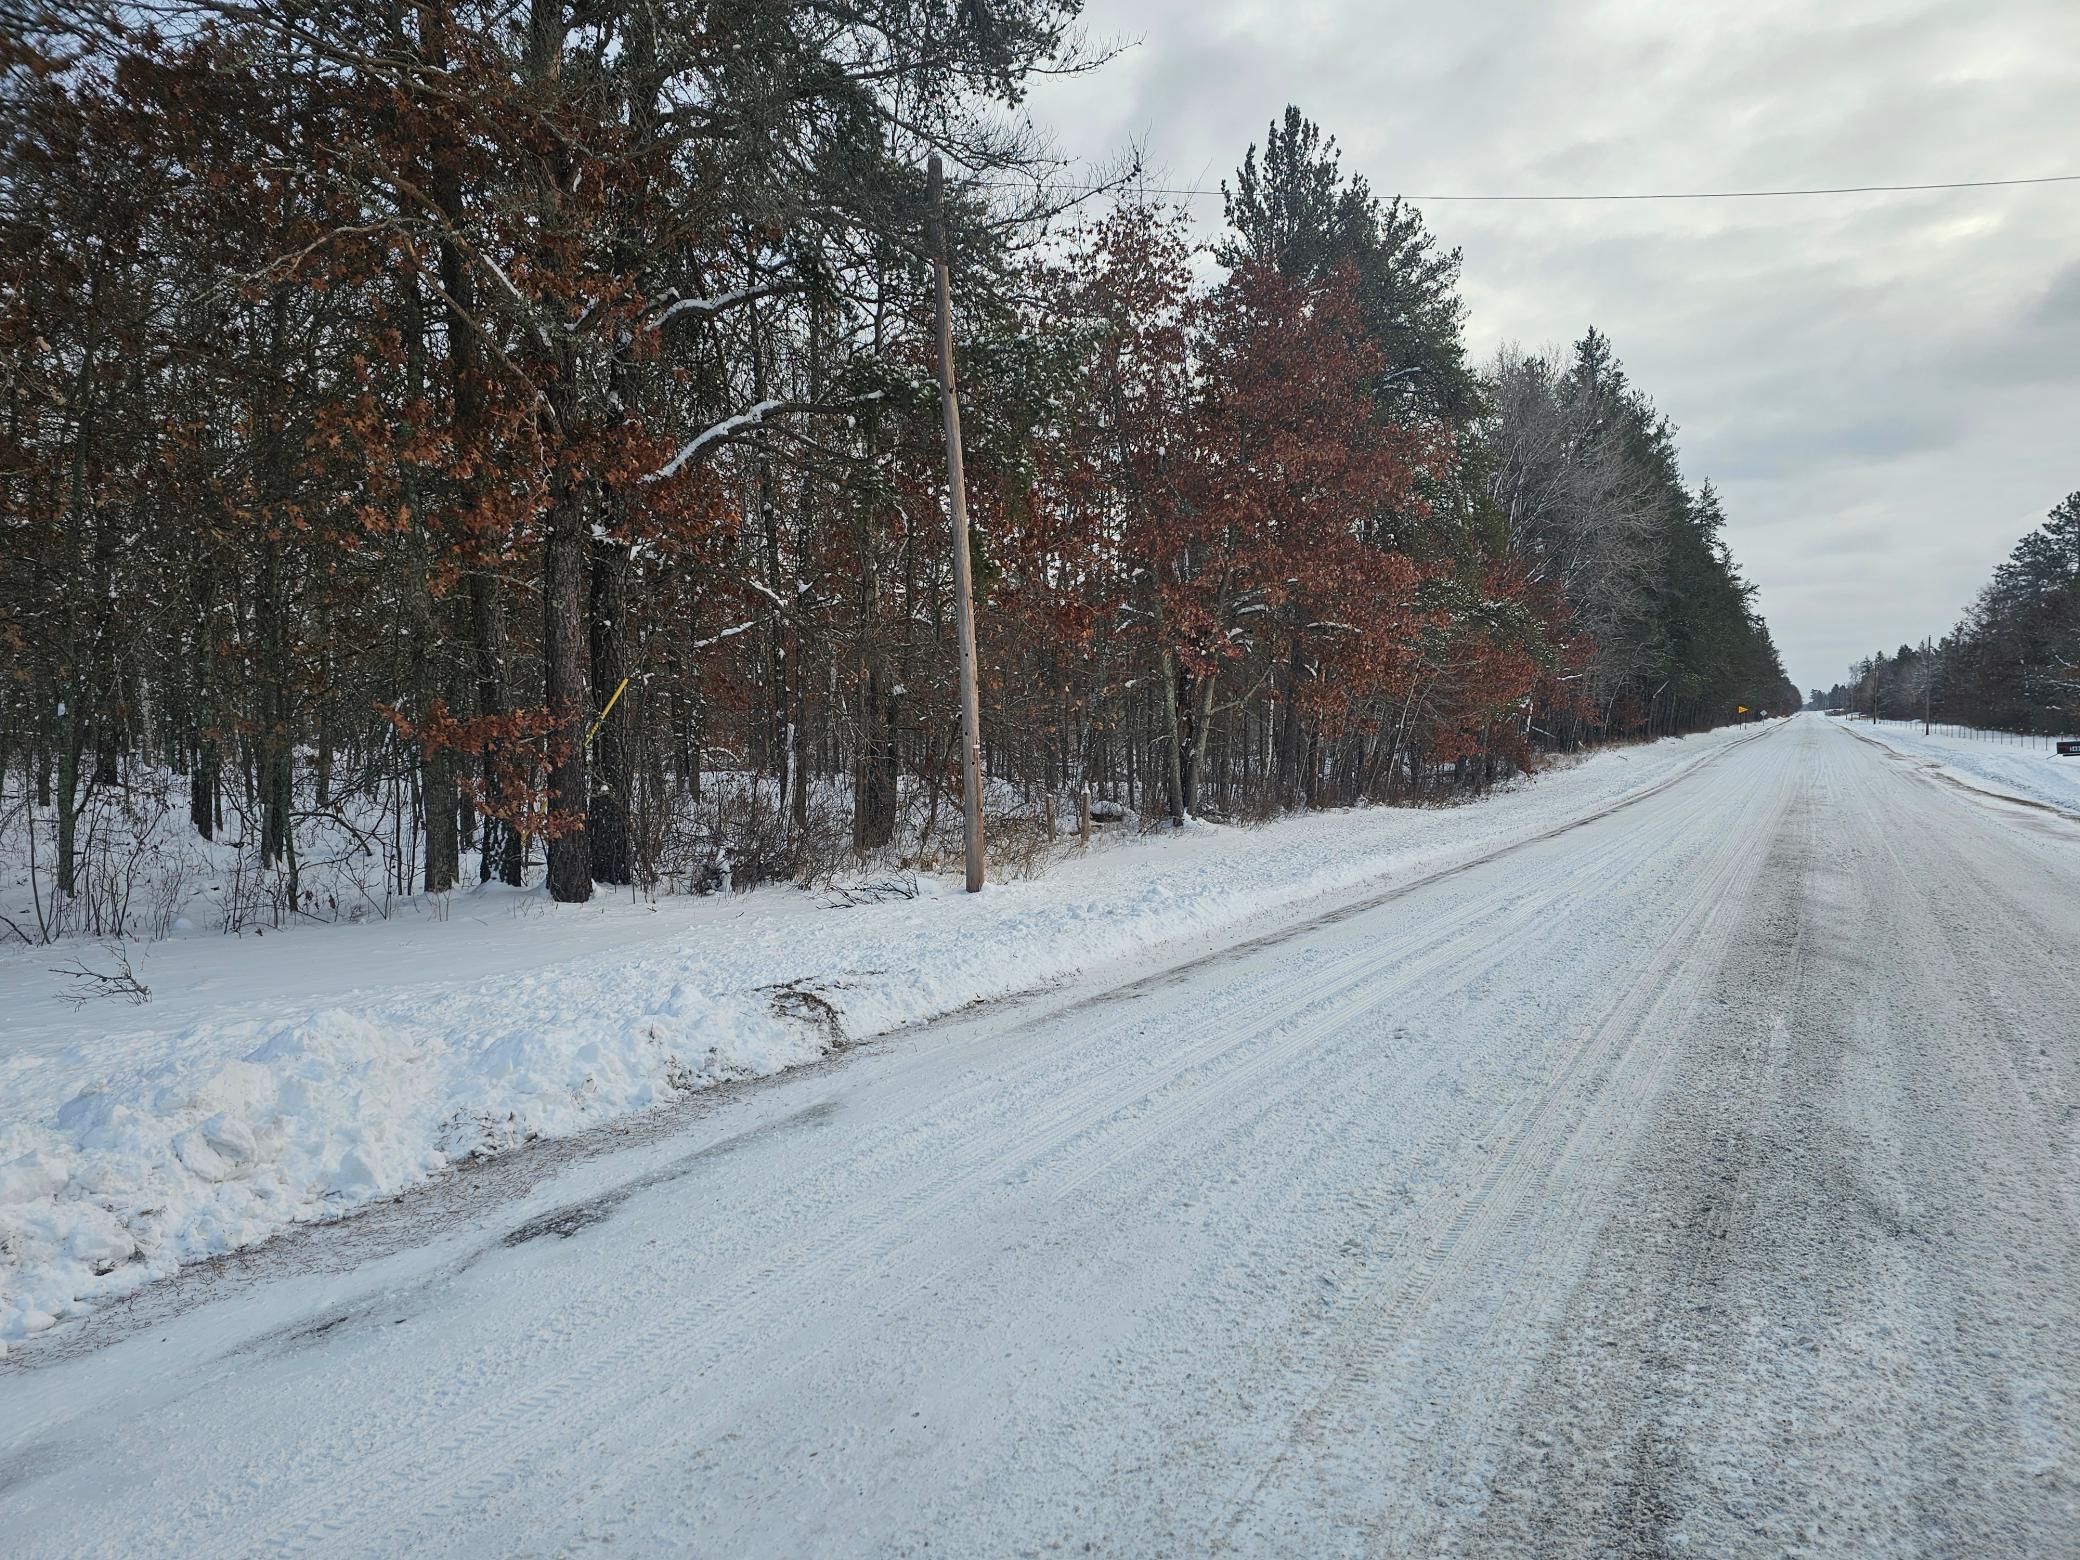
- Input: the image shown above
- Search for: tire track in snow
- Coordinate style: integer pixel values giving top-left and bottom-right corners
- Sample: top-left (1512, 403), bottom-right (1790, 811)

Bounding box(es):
top-left (1206, 744), bottom-right (1796, 1552)
top-left (1457, 719), bottom-right (2080, 1556)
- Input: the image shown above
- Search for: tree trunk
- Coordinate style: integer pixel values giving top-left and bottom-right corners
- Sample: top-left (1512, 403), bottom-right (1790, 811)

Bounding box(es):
top-left (1158, 646), bottom-right (1186, 826)
top-left (189, 744), bottom-right (215, 841)
top-left (1275, 644), bottom-right (1308, 809)
top-left (543, 457), bottom-right (593, 903)
top-left (587, 532), bottom-right (631, 886)
top-left (422, 741), bottom-right (459, 893)
top-left (856, 651), bottom-right (899, 850)
top-left (469, 571), bottom-right (522, 885)
top-left (54, 706), bottom-right (81, 897)
top-left (1185, 665), bottom-right (1217, 815)
top-left (414, 569), bottom-right (459, 893)
top-left (314, 598), bottom-right (333, 808)
top-left (790, 627), bottom-right (809, 835)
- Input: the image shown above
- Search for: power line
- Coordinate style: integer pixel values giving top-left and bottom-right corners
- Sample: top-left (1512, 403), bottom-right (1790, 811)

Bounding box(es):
top-left (977, 172), bottom-right (2080, 202)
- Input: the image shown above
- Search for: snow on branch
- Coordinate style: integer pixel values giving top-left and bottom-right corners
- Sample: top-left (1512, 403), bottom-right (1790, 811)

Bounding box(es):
top-left (645, 400), bottom-right (784, 482)
top-left (646, 281), bottom-right (794, 331)
top-left (690, 619), bottom-right (759, 652)
top-left (471, 248), bottom-right (552, 353)
top-left (644, 392), bottom-right (885, 483)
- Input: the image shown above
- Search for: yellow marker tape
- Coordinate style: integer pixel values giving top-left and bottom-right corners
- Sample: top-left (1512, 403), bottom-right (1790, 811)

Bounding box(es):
top-left (585, 676), bottom-right (631, 747)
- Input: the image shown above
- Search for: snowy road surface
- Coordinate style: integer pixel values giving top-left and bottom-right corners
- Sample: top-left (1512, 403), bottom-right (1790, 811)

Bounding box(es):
top-left (4, 715), bottom-right (2077, 1555)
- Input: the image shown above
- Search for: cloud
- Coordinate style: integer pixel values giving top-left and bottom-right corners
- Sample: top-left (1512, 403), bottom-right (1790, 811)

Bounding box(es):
top-left (1028, 0), bottom-right (2080, 688)
top-left (2036, 262), bottom-right (2080, 326)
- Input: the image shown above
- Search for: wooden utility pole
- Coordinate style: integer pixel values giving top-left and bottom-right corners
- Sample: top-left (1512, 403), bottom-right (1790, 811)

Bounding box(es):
top-left (928, 154), bottom-right (985, 892)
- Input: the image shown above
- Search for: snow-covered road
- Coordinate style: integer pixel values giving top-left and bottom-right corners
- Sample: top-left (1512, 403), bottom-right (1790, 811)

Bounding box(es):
top-left (4, 715), bottom-right (2077, 1555)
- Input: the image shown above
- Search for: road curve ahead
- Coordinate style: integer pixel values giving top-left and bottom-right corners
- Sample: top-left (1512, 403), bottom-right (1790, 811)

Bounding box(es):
top-left (3, 715), bottom-right (2076, 1556)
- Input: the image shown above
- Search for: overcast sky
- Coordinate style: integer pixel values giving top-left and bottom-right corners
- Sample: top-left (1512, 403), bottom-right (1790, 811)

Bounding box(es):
top-left (1023, 0), bottom-right (2080, 693)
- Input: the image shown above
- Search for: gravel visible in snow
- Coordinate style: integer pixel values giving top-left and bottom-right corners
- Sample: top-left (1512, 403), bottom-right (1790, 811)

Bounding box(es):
top-left (0, 724), bottom-right (1765, 1345)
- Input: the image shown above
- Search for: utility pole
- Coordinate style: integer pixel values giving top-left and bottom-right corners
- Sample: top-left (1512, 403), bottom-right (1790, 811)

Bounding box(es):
top-left (928, 154), bottom-right (985, 892)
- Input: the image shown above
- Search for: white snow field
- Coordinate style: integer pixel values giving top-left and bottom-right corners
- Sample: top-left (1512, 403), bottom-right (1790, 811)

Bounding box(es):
top-left (1831, 714), bottom-right (2080, 818)
top-left (0, 722), bottom-right (1761, 1346)
top-left (3, 713), bottom-right (2077, 1555)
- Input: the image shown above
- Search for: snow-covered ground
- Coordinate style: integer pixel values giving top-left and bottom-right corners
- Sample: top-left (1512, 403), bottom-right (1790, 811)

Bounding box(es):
top-left (0, 724), bottom-right (1770, 1346)
top-left (3, 714), bottom-right (2074, 1555)
top-left (1833, 715), bottom-right (2080, 816)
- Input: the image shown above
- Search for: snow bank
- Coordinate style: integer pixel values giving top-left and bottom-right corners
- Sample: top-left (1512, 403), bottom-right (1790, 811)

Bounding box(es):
top-left (1834, 717), bottom-right (2080, 817)
top-left (0, 722), bottom-right (1768, 1345)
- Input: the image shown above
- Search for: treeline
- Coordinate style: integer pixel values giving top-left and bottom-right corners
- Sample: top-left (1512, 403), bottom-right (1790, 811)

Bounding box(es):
top-left (1814, 491), bottom-right (2078, 733)
top-left (1, 3), bottom-right (1797, 914)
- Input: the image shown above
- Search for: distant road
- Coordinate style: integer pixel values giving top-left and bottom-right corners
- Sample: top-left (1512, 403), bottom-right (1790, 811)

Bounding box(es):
top-left (4, 715), bottom-right (2076, 1556)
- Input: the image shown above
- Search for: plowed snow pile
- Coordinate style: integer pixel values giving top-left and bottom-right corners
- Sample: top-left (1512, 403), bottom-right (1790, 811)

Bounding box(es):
top-left (1834, 715), bottom-right (2080, 816)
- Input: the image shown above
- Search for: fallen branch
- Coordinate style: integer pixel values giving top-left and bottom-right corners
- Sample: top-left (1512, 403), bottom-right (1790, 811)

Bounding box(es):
top-left (49, 943), bottom-right (152, 1008)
